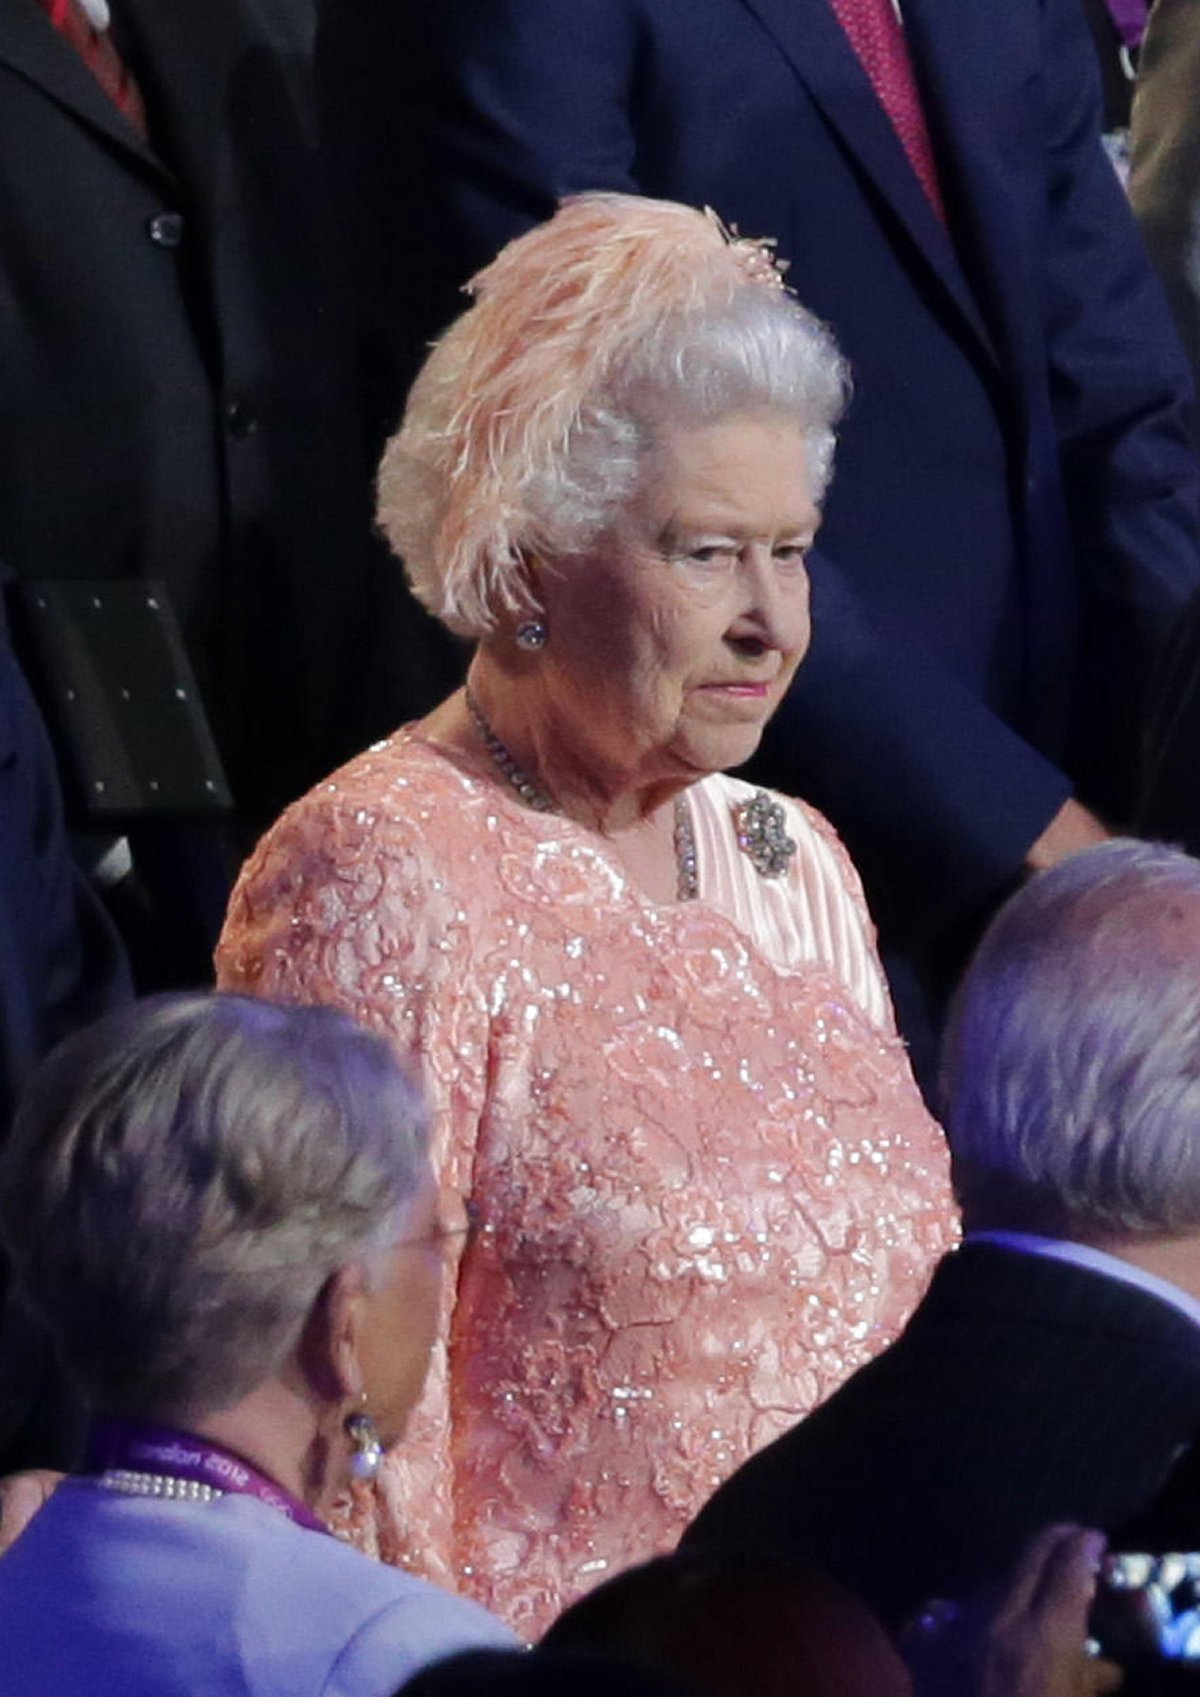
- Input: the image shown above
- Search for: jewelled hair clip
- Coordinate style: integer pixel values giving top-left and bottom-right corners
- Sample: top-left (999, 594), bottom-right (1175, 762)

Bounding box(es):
top-left (704, 207), bottom-right (794, 295)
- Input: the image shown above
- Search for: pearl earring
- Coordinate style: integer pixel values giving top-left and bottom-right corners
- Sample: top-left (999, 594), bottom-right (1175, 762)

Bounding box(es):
top-left (344, 1403), bottom-right (384, 1481)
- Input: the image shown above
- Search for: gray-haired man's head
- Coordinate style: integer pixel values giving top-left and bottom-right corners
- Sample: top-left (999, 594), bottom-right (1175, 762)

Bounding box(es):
top-left (942, 839), bottom-right (1200, 1242)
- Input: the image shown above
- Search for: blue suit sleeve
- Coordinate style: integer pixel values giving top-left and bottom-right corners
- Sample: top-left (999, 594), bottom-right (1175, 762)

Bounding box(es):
top-left (783, 0), bottom-right (1200, 918)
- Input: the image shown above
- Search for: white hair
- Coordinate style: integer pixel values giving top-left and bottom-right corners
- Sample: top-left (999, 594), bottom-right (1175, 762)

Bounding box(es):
top-left (942, 839), bottom-right (1200, 1239)
top-left (378, 194), bottom-right (848, 638)
top-left (0, 993), bottom-right (429, 1416)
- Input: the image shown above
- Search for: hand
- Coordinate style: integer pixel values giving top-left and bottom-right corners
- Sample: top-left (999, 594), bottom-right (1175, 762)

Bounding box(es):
top-left (980, 1525), bottom-right (1121, 1697)
top-left (1025, 800), bottom-right (1111, 875)
top-left (906, 1525), bottom-right (1122, 1697)
top-left (0, 1468), bottom-right (62, 1554)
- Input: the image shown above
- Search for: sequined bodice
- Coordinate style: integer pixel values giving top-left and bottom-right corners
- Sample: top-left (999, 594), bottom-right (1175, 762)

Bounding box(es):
top-left (217, 731), bottom-right (956, 1636)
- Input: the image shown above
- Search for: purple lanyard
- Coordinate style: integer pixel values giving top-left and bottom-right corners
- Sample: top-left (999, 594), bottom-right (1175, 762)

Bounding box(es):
top-left (1105, 0), bottom-right (1147, 50)
top-left (88, 1417), bottom-right (329, 1534)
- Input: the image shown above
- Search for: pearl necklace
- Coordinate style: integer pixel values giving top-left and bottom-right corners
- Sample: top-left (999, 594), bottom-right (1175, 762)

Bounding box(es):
top-left (464, 688), bottom-right (699, 902)
top-left (71, 1470), bottom-right (225, 1504)
top-left (81, 1418), bottom-right (330, 1531)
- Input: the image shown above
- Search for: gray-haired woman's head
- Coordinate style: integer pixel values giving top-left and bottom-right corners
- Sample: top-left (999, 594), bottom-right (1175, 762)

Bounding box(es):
top-left (0, 993), bottom-right (428, 1416)
top-left (942, 839), bottom-right (1200, 1240)
top-left (379, 193), bottom-right (848, 638)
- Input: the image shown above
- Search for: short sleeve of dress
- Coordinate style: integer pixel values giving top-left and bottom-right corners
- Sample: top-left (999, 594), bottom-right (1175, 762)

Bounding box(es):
top-left (216, 756), bottom-right (490, 1591)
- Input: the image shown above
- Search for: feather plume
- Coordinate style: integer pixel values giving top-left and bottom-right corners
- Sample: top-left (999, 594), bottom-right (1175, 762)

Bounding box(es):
top-left (389, 194), bottom-right (788, 632)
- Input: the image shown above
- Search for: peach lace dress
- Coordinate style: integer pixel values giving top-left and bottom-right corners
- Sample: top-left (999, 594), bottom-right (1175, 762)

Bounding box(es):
top-left (216, 729), bottom-right (956, 1636)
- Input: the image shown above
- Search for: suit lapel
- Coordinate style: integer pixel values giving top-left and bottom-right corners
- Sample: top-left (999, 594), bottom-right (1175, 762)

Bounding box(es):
top-left (734, 0), bottom-right (998, 364)
top-left (119, 0), bottom-right (315, 251)
top-left (114, 0), bottom-right (238, 223)
top-left (0, 0), bottom-right (168, 180)
top-left (901, 0), bottom-right (1040, 382)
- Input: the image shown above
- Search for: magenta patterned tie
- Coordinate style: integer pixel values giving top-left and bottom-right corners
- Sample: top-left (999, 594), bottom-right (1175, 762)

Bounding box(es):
top-left (826, 0), bottom-right (946, 222)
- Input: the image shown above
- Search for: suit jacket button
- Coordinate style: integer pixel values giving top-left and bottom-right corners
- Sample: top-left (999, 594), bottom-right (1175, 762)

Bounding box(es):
top-left (224, 399), bottom-right (258, 438)
top-left (147, 212), bottom-right (185, 248)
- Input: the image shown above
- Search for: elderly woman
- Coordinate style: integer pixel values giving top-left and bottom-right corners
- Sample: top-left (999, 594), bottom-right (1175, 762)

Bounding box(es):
top-left (0, 994), bottom-right (513, 1693)
top-left (217, 193), bottom-right (957, 1632)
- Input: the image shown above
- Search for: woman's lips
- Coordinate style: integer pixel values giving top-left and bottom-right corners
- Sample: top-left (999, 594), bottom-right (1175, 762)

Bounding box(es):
top-left (696, 681), bottom-right (772, 697)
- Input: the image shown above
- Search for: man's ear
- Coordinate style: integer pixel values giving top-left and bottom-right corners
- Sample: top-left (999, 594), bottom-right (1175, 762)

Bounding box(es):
top-left (295, 1264), bottom-right (368, 1405)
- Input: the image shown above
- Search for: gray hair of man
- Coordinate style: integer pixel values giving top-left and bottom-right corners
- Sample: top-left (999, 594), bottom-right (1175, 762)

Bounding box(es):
top-left (942, 838), bottom-right (1200, 1241)
top-left (0, 993), bottom-right (429, 1418)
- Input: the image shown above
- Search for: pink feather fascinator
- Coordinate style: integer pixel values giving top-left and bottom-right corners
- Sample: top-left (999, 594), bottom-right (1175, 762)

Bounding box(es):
top-left (379, 193), bottom-right (796, 636)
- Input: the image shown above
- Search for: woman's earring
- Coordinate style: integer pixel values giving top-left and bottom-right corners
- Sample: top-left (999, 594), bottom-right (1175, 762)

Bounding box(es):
top-left (515, 620), bottom-right (548, 651)
top-left (344, 1401), bottom-right (384, 1482)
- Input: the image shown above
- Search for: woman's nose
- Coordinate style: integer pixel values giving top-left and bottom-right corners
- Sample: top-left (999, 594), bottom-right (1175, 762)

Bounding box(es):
top-left (730, 552), bottom-right (809, 649)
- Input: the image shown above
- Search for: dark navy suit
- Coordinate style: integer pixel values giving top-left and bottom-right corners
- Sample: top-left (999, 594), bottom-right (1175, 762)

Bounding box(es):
top-left (318, 0), bottom-right (1200, 1059)
top-left (0, 583), bottom-right (130, 1472)
top-left (0, 590), bottom-right (129, 1135)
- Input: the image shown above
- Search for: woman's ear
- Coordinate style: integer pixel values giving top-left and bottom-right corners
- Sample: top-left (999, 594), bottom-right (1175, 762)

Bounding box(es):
top-left (295, 1265), bottom-right (368, 1405)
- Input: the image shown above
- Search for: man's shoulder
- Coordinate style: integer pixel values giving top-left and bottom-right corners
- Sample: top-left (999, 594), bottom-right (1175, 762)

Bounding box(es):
top-left (685, 1242), bottom-right (1200, 1563)
top-left (940, 1241), bottom-right (1200, 1342)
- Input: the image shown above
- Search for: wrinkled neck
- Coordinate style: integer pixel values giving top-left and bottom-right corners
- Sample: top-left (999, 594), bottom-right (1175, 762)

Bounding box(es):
top-left (445, 657), bottom-right (693, 834)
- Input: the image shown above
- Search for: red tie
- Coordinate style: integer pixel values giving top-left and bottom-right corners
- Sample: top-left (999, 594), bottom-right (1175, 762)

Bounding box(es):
top-left (827, 0), bottom-right (945, 221)
top-left (36, 0), bottom-right (148, 141)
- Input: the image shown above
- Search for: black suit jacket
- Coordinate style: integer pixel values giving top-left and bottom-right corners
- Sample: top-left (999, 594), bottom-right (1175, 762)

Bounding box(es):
top-left (0, 0), bottom-right (438, 828)
top-left (684, 1244), bottom-right (1200, 1632)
